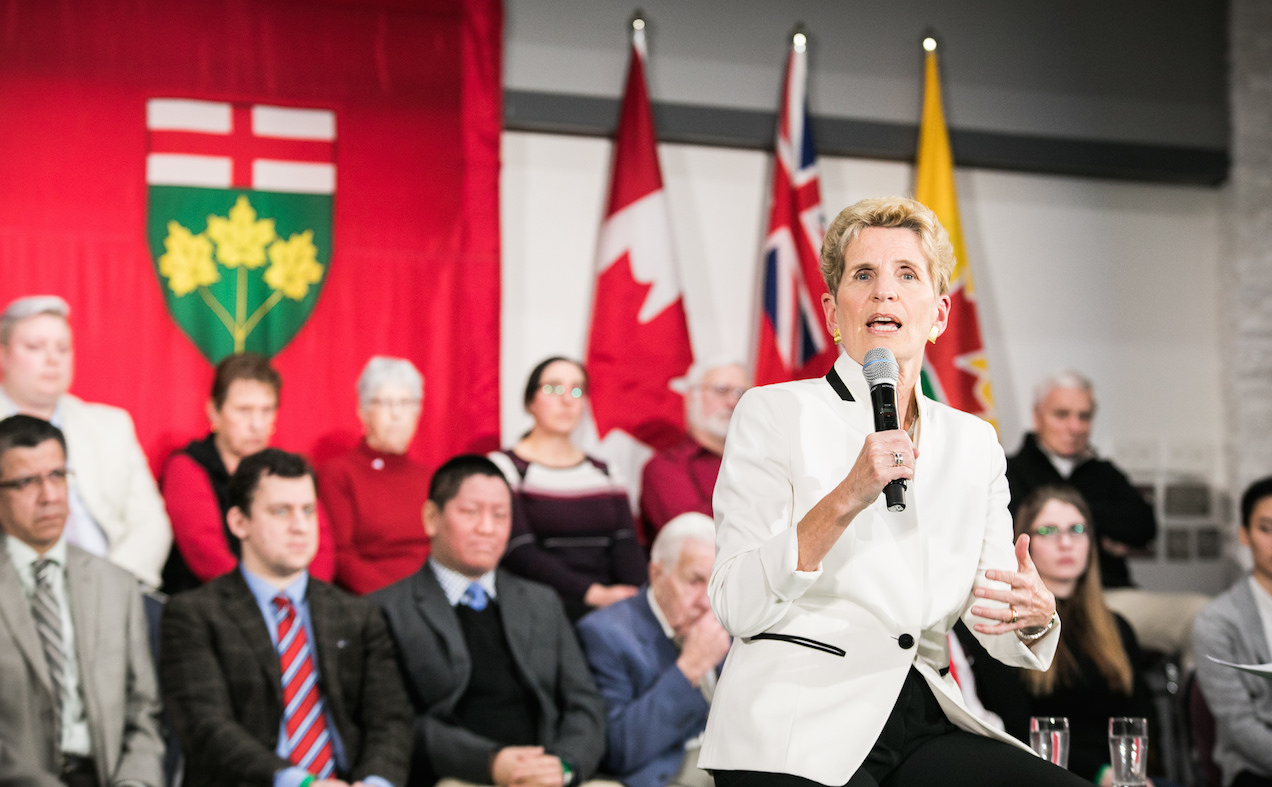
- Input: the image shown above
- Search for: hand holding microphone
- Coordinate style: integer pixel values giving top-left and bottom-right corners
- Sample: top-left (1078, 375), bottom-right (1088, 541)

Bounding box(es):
top-left (863, 347), bottom-right (910, 512)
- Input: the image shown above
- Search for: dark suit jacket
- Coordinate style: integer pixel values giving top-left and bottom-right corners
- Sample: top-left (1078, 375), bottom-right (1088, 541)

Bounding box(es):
top-left (372, 567), bottom-right (605, 787)
top-left (0, 542), bottom-right (164, 787)
top-left (576, 592), bottom-right (710, 787)
top-left (1006, 432), bottom-right (1157, 588)
top-left (160, 570), bottom-right (413, 787)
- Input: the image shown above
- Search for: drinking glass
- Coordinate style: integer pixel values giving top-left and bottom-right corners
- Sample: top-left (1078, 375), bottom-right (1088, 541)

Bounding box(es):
top-left (1030, 716), bottom-right (1070, 768)
top-left (1108, 717), bottom-right (1149, 787)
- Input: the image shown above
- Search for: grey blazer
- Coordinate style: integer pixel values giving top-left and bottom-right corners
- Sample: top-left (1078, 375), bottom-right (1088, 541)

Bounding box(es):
top-left (1193, 576), bottom-right (1272, 785)
top-left (372, 567), bottom-right (605, 787)
top-left (0, 541), bottom-right (164, 787)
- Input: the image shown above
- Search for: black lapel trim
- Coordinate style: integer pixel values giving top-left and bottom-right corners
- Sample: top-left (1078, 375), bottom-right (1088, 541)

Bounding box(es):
top-left (825, 367), bottom-right (855, 402)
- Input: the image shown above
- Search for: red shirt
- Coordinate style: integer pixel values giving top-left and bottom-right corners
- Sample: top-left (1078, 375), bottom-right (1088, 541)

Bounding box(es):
top-left (639, 437), bottom-right (722, 545)
top-left (162, 450), bottom-right (336, 585)
top-left (319, 440), bottom-right (431, 595)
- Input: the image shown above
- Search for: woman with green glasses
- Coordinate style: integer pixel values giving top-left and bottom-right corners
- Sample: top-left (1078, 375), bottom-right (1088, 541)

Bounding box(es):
top-left (954, 485), bottom-right (1157, 785)
top-left (490, 356), bottom-right (647, 621)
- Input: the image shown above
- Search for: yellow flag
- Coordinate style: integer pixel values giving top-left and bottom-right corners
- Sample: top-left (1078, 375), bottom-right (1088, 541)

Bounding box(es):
top-left (914, 47), bottom-right (995, 423)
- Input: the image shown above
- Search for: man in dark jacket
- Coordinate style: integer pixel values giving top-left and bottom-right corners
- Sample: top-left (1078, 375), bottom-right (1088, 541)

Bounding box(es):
top-left (373, 454), bottom-right (605, 787)
top-left (1007, 371), bottom-right (1207, 663)
top-left (160, 448), bottom-right (412, 787)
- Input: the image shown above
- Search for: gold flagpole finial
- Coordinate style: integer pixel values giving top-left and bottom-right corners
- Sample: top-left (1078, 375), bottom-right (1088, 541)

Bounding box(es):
top-left (922, 31), bottom-right (938, 52)
top-left (630, 10), bottom-right (646, 33)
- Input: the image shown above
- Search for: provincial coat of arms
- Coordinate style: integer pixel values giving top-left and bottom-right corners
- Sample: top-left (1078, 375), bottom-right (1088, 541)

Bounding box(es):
top-left (145, 99), bottom-right (335, 362)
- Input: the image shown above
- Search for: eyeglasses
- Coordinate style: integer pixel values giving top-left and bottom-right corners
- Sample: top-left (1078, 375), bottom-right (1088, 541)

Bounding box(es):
top-left (701, 383), bottom-right (748, 401)
top-left (1032, 524), bottom-right (1088, 539)
top-left (540, 384), bottom-right (585, 399)
top-left (367, 397), bottom-right (421, 411)
top-left (0, 468), bottom-right (72, 493)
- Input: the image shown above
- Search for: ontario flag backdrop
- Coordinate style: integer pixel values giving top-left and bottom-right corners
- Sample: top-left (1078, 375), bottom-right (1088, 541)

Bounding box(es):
top-left (0, 0), bottom-right (503, 473)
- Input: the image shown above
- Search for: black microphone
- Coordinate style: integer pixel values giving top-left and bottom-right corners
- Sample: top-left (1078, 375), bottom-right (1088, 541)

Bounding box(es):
top-left (862, 347), bottom-right (906, 512)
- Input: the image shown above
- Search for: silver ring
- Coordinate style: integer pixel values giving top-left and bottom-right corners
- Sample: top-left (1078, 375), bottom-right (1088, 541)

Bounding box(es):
top-left (893, 451), bottom-right (905, 467)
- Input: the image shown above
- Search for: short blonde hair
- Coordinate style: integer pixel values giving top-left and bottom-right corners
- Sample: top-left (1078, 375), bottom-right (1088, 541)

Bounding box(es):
top-left (819, 197), bottom-right (956, 297)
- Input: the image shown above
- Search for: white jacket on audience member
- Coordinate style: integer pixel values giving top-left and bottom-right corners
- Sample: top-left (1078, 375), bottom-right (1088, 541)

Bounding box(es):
top-left (698, 353), bottom-right (1060, 786)
top-left (0, 389), bottom-right (171, 588)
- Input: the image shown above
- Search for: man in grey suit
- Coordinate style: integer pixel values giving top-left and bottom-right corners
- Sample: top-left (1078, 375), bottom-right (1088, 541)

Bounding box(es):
top-left (1194, 476), bottom-right (1272, 787)
top-left (0, 415), bottom-right (164, 787)
top-left (373, 454), bottom-right (605, 787)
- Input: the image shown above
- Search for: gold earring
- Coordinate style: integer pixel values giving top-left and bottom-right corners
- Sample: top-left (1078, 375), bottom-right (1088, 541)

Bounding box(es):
top-left (928, 326), bottom-right (940, 344)
top-left (832, 328), bottom-right (842, 344)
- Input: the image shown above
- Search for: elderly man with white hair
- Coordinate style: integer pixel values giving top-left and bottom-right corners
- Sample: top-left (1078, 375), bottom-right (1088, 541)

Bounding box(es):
top-left (0, 295), bottom-right (170, 588)
top-left (1006, 370), bottom-right (1206, 662)
top-left (640, 361), bottom-right (749, 544)
top-left (319, 355), bottom-right (431, 594)
top-left (577, 513), bottom-right (729, 787)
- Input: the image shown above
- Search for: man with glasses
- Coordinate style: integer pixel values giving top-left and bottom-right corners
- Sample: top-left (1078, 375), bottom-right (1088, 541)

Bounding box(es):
top-left (640, 361), bottom-right (749, 544)
top-left (0, 295), bottom-right (171, 590)
top-left (0, 414), bottom-right (164, 787)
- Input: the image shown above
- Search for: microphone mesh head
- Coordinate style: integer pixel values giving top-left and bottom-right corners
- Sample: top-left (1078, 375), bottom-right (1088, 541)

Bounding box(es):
top-left (862, 347), bottom-right (900, 387)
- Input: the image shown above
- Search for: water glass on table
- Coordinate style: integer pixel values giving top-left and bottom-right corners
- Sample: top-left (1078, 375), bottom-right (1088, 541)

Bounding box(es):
top-left (1108, 717), bottom-right (1149, 787)
top-left (1029, 716), bottom-right (1070, 768)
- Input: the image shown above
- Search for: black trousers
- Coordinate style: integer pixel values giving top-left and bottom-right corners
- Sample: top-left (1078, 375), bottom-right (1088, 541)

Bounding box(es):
top-left (1234, 772), bottom-right (1272, 787)
top-left (714, 667), bottom-right (1088, 787)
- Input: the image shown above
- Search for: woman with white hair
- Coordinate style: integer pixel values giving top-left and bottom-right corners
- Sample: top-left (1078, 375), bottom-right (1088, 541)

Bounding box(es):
top-left (319, 355), bottom-right (431, 595)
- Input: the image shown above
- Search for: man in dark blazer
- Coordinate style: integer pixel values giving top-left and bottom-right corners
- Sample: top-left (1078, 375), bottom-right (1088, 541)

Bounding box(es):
top-left (0, 415), bottom-right (164, 787)
top-left (373, 454), bottom-right (605, 787)
top-left (577, 513), bottom-right (729, 787)
top-left (160, 448), bottom-right (412, 787)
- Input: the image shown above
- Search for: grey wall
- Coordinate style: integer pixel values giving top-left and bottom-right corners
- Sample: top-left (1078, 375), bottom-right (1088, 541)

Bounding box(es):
top-left (506, 0), bottom-right (1228, 150)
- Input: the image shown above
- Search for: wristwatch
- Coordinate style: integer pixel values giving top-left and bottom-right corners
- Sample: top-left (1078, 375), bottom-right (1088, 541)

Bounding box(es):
top-left (1017, 612), bottom-right (1059, 642)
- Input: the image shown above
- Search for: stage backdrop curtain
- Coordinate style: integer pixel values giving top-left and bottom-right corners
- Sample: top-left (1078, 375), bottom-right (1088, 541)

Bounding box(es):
top-left (0, 0), bottom-right (503, 474)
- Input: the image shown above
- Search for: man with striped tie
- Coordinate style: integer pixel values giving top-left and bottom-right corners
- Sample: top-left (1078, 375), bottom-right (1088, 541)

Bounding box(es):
top-left (160, 448), bottom-right (412, 787)
top-left (0, 415), bottom-right (164, 787)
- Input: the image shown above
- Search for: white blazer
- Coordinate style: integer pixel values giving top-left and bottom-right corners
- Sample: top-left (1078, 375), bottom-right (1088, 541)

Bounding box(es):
top-left (698, 353), bottom-right (1060, 785)
top-left (0, 390), bottom-right (172, 589)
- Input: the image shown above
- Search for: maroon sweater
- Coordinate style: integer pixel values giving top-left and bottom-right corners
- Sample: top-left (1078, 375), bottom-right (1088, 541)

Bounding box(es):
top-left (319, 440), bottom-right (431, 595)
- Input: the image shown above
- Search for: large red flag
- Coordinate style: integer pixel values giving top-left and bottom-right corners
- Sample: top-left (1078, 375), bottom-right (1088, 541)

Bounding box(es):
top-left (753, 35), bottom-right (836, 386)
top-left (584, 27), bottom-right (694, 464)
top-left (0, 0), bottom-right (503, 473)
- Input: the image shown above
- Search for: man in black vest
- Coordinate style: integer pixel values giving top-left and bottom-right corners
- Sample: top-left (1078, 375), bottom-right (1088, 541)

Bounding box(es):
top-left (373, 455), bottom-right (605, 787)
top-left (1007, 370), bottom-right (1207, 663)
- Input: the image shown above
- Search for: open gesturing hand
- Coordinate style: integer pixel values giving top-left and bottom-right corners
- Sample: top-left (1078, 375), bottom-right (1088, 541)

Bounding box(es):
top-left (969, 534), bottom-right (1056, 636)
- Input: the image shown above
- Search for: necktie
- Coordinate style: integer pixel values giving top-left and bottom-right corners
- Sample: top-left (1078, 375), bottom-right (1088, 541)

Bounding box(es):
top-left (272, 595), bottom-right (335, 778)
top-left (31, 559), bottom-right (65, 754)
top-left (460, 581), bottom-right (488, 611)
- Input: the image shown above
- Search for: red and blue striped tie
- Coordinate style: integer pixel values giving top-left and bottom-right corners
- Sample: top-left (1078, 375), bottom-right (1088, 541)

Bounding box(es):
top-left (273, 595), bottom-right (335, 778)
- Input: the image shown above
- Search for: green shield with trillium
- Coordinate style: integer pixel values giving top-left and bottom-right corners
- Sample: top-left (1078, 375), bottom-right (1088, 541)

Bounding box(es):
top-left (145, 98), bottom-right (335, 362)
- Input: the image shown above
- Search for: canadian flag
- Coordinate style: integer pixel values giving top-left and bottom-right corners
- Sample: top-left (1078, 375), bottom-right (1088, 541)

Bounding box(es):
top-left (583, 27), bottom-right (694, 486)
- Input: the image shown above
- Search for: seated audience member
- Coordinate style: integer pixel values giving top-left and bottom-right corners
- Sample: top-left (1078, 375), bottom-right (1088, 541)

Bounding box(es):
top-left (1007, 371), bottom-right (1207, 662)
top-left (0, 415), bottom-right (164, 787)
top-left (955, 486), bottom-right (1155, 785)
top-left (491, 357), bottom-right (646, 621)
top-left (160, 448), bottom-right (412, 787)
top-left (1193, 476), bottom-right (1272, 787)
top-left (0, 295), bottom-right (171, 588)
top-left (577, 513), bottom-right (730, 787)
top-left (162, 352), bottom-right (334, 592)
top-left (320, 356), bottom-right (430, 595)
top-left (373, 454), bottom-right (606, 787)
top-left (639, 361), bottom-right (748, 544)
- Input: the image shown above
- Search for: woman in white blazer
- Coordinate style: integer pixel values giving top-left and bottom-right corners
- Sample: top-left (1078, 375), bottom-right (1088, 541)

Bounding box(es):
top-left (699, 198), bottom-right (1083, 787)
